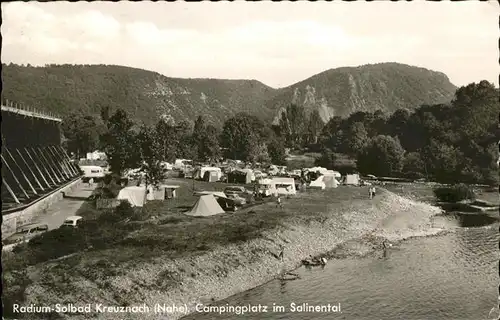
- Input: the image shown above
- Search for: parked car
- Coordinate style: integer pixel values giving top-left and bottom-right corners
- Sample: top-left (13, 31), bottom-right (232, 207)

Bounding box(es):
top-left (4, 223), bottom-right (49, 245)
top-left (226, 193), bottom-right (247, 206)
top-left (61, 216), bottom-right (83, 228)
top-left (224, 186), bottom-right (252, 197)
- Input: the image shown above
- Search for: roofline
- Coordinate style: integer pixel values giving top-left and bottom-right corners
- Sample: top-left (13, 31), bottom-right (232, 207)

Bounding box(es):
top-left (1, 105), bottom-right (62, 122)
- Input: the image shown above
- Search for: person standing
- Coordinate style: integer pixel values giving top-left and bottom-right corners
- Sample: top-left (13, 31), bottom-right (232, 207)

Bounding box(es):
top-left (371, 186), bottom-right (376, 198)
top-left (278, 245), bottom-right (284, 261)
top-left (276, 195), bottom-right (283, 208)
top-left (369, 187), bottom-right (373, 199)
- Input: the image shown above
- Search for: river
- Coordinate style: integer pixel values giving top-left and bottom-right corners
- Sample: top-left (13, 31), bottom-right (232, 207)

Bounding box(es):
top-left (186, 212), bottom-right (498, 320)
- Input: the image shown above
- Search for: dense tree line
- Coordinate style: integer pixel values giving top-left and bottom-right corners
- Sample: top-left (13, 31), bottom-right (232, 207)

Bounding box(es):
top-left (314, 80), bottom-right (499, 185)
top-left (62, 80), bottom-right (498, 185)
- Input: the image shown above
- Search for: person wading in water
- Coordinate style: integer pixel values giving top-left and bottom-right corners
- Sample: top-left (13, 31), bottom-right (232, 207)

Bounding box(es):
top-left (278, 245), bottom-right (284, 261)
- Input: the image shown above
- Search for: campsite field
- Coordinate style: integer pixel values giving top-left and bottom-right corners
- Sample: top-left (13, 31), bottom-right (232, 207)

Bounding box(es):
top-left (2, 178), bottom-right (374, 316)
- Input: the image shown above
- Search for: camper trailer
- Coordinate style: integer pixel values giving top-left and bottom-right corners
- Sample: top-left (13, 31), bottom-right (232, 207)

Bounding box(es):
top-left (195, 167), bottom-right (222, 181)
top-left (174, 159), bottom-right (193, 171)
top-left (80, 165), bottom-right (105, 180)
top-left (271, 177), bottom-right (297, 196)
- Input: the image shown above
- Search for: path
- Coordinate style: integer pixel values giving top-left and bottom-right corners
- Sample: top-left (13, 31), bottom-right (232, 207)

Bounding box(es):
top-left (32, 184), bottom-right (95, 230)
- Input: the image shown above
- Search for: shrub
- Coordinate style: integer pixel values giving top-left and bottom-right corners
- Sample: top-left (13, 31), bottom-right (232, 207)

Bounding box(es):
top-left (98, 201), bottom-right (135, 223)
top-left (103, 174), bottom-right (113, 185)
top-left (433, 183), bottom-right (476, 203)
top-left (27, 227), bottom-right (88, 262)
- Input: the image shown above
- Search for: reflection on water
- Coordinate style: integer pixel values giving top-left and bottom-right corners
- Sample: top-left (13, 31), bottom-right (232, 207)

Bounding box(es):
top-left (185, 225), bottom-right (498, 320)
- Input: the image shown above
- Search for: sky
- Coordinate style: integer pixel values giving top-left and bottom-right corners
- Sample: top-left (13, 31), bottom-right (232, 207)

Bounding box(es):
top-left (2, 1), bottom-right (498, 89)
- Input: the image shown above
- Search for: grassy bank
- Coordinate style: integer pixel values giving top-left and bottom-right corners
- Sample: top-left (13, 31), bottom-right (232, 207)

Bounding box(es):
top-left (2, 180), bottom-right (440, 320)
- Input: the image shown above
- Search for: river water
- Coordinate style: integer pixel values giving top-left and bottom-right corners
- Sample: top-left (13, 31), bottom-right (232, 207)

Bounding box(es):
top-left (187, 213), bottom-right (498, 320)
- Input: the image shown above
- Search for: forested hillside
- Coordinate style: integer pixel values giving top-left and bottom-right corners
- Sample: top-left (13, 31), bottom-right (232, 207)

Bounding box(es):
top-left (1, 63), bottom-right (278, 126)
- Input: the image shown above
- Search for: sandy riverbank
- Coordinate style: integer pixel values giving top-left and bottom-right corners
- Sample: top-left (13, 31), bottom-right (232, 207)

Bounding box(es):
top-left (7, 188), bottom-right (443, 320)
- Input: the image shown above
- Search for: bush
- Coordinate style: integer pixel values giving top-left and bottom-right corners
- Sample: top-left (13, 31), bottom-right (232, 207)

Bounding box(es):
top-left (27, 227), bottom-right (88, 263)
top-left (433, 183), bottom-right (476, 203)
top-left (98, 201), bottom-right (135, 223)
top-left (103, 173), bottom-right (113, 185)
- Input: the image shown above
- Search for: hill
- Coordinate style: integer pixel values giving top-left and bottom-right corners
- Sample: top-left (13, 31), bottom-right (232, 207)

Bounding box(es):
top-left (1, 64), bottom-right (278, 126)
top-left (1, 63), bottom-right (458, 126)
top-left (268, 62), bottom-right (457, 123)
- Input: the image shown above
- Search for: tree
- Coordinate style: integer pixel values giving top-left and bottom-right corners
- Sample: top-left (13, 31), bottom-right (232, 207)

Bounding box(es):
top-left (318, 116), bottom-right (344, 152)
top-left (61, 114), bottom-right (102, 158)
top-left (402, 152), bottom-right (425, 179)
top-left (315, 148), bottom-right (338, 170)
top-left (421, 139), bottom-right (463, 183)
top-left (306, 109), bottom-right (324, 145)
top-left (452, 80), bottom-right (498, 140)
top-left (100, 109), bottom-right (139, 175)
top-left (278, 104), bottom-right (307, 149)
top-left (251, 143), bottom-right (271, 164)
top-left (175, 120), bottom-right (196, 159)
top-left (199, 125), bottom-right (221, 163)
top-left (357, 135), bottom-right (405, 177)
top-left (136, 124), bottom-right (165, 188)
top-left (193, 116), bottom-right (206, 147)
top-left (155, 118), bottom-right (178, 162)
top-left (267, 137), bottom-right (286, 165)
top-left (221, 113), bottom-right (268, 162)
top-left (345, 122), bottom-right (369, 156)
top-left (387, 108), bottom-right (412, 147)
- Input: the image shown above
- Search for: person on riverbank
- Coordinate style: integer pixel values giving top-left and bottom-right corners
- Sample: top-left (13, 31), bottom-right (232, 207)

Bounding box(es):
top-left (276, 195), bottom-right (283, 209)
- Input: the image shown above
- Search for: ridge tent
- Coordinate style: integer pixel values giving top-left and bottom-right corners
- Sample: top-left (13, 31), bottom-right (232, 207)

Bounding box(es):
top-left (325, 170), bottom-right (341, 178)
top-left (309, 176), bottom-right (326, 190)
top-left (117, 186), bottom-right (147, 207)
top-left (146, 185), bottom-right (167, 200)
top-left (185, 194), bottom-right (225, 217)
top-left (193, 191), bottom-right (227, 198)
top-left (323, 175), bottom-right (339, 188)
top-left (227, 169), bottom-right (252, 184)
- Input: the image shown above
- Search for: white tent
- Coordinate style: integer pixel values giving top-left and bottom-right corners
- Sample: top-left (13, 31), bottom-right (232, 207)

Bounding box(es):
top-left (323, 175), bottom-right (339, 188)
top-left (240, 168), bottom-right (256, 182)
top-left (345, 174), bottom-right (360, 186)
top-left (185, 194), bottom-right (225, 216)
top-left (325, 170), bottom-right (341, 178)
top-left (117, 186), bottom-right (147, 207)
top-left (193, 191), bottom-right (227, 198)
top-left (309, 176), bottom-right (326, 189)
top-left (146, 185), bottom-right (167, 201)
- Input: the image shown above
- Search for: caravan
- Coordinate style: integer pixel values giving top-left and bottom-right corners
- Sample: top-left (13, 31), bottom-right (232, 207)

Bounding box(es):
top-left (271, 177), bottom-right (297, 196)
top-left (195, 167), bottom-right (222, 181)
top-left (80, 165), bottom-right (105, 180)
